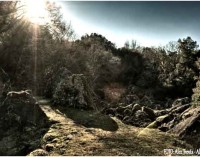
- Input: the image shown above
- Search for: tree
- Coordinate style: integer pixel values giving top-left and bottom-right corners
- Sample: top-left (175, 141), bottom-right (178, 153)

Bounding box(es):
top-left (124, 40), bottom-right (129, 49)
top-left (165, 41), bottom-right (178, 53)
top-left (0, 2), bottom-right (32, 86)
top-left (192, 77), bottom-right (200, 106)
top-left (45, 1), bottom-right (75, 42)
top-left (178, 36), bottom-right (199, 74)
top-left (0, 2), bottom-right (18, 34)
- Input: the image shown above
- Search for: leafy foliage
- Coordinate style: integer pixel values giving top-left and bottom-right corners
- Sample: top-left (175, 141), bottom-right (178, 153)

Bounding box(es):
top-left (0, 2), bottom-right (200, 109)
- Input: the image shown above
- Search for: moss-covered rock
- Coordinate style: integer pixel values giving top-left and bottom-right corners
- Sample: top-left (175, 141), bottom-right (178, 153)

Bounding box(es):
top-left (0, 90), bottom-right (49, 155)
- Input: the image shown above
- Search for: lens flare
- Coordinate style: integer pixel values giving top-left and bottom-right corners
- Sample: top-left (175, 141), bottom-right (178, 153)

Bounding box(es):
top-left (24, 0), bottom-right (48, 25)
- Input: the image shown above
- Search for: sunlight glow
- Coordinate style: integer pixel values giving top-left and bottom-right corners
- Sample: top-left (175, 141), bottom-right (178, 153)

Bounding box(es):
top-left (23, 0), bottom-right (48, 25)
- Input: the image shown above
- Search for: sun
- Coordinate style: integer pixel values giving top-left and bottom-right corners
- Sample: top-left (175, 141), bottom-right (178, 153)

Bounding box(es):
top-left (23, 0), bottom-right (48, 25)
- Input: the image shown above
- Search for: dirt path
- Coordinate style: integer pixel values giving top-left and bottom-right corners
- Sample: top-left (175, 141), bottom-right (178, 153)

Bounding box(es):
top-left (34, 99), bottom-right (192, 156)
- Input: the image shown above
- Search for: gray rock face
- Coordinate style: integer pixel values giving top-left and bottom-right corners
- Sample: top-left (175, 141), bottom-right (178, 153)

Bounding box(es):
top-left (0, 90), bottom-right (49, 155)
top-left (1, 90), bottom-right (48, 127)
top-left (168, 107), bottom-right (200, 148)
top-left (145, 102), bottom-right (200, 148)
top-left (169, 107), bottom-right (200, 136)
top-left (53, 74), bottom-right (95, 109)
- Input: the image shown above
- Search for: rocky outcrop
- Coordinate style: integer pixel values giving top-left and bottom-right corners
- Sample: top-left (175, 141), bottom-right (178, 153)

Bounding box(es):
top-left (102, 95), bottom-right (200, 148)
top-left (169, 107), bottom-right (200, 136)
top-left (53, 74), bottom-right (95, 110)
top-left (102, 103), bottom-right (153, 127)
top-left (146, 100), bottom-right (200, 148)
top-left (0, 90), bottom-right (49, 155)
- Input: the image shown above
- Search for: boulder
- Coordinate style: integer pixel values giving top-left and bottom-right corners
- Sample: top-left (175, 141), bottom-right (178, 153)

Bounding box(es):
top-left (142, 106), bottom-right (156, 120)
top-left (1, 90), bottom-right (48, 127)
top-left (132, 103), bottom-right (142, 112)
top-left (154, 109), bottom-right (169, 117)
top-left (130, 110), bottom-right (152, 127)
top-left (147, 105), bottom-right (200, 148)
top-left (156, 114), bottom-right (172, 123)
top-left (172, 97), bottom-right (190, 107)
top-left (27, 149), bottom-right (49, 156)
top-left (169, 107), bottom-right (200, 137)
top-left (0, 90), bottom-right (49, 155)
top-left (53, 74), bottom-right (95, 109)
top-left (146, 114), bottom-right (174, 130)
top-left (146, 121), bottom-right (159, 129)
top-left (170, 104), bottom-right (191, 114)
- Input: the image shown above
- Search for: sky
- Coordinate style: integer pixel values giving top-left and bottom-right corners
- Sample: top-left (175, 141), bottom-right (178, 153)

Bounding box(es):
top-left (58, 1), bottom-right (200, 48)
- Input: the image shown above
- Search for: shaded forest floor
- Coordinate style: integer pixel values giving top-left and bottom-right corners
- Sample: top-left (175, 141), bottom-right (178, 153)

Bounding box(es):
top-left (32, 98), bottom-right (193, 156)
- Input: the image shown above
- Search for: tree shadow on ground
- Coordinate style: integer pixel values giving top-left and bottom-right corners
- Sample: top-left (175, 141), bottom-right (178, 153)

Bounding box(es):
top-left (53, 106), bottom-right (119, 132)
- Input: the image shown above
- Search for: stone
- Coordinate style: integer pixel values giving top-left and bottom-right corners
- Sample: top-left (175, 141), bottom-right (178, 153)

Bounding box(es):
top-left (1, 90), bottom-right (49, 127)
top-left (146, 121), bottom-right (159, 129)
top-left (170, 104), bottom-right (191, 113)
top-left (43, 133), bottom-right (58, 142)
top-left (52, 138), bottom-right (59, 143)
top-left (131, 110), bottom-right (152, 127)
top-left (125, 103), bottom-right (134, 109)
top-left (66, 134), bottom-right (73, 140)
top-left (45, 144), bottom-right (54, 152)
top-left (156, 114), bottom-right (172, 123)
top-left (27, 149), bottom-right (49, 156)
top-left (169, 107), bottom-right (200, 137)
top-left (0, 90), bottom-right (49, 155)
top-left (172, 97), bottom-right (190, 107)
top-left (124, 108), bottom-right (132, 116)
top-left (142, 106), bottom-right (156, 120)
top-left (132, 104), bottom-right (141, 111)
top-left (154, 109), bottom-right (169, 117)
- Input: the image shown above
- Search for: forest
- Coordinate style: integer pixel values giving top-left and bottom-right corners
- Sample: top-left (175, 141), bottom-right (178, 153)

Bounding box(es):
top-left (0, 1), bottom-right (200, 156)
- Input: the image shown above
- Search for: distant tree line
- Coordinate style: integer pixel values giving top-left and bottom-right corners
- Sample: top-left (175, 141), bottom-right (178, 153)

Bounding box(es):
top-left (0, 1), bottom-right (200, 106)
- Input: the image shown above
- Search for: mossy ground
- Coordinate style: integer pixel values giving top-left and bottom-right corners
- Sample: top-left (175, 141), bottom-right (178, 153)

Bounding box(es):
top-left (37, 98), bottom-right (192, 156)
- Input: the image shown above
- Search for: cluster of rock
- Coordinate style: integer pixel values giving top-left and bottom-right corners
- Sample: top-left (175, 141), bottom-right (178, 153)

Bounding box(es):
top-left (147, 97), bottom-right (191, 131)
top-left (102, 103), bottom-right (156, 127)
top-left (103, 97), bottom-right (200, 147)
top-left (119, 85), bottom-right (173, 110)
top-left (53, 74), bottom-right (95, 110)
top-left (147, 97), bottom-right (200, 148)
top-left (0, 90), bottom-right (50, 155)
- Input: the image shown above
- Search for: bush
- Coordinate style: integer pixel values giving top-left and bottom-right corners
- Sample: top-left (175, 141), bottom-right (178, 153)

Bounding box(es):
top-left (52, 74), bottom-right (95, 109)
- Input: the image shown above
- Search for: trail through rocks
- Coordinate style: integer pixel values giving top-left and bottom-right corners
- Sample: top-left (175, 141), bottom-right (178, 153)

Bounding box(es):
top-left (28, 98), bottom-right (192, 156)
